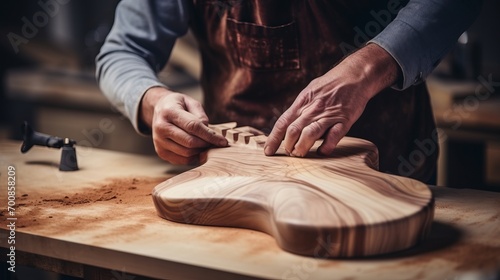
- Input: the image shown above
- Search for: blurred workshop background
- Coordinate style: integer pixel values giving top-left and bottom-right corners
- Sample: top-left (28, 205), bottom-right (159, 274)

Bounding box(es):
top-left (0, 0), bottom-right (499, 191)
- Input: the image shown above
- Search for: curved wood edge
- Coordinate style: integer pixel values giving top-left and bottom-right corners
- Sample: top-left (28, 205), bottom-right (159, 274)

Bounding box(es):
top-left (152, 125), bottom-right (434, 258)
top-left (152, 167), bottom-right (434, 257)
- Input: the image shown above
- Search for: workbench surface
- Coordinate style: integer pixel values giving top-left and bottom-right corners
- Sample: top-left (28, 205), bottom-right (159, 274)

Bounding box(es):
top-left (1, 140), bottom-right (499, 279)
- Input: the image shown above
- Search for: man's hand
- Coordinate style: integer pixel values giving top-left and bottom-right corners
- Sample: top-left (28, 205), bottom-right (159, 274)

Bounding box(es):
top-left (264, 44), bottom-right (400, 157)
top-left (140, 87), bottom-right (228, 164)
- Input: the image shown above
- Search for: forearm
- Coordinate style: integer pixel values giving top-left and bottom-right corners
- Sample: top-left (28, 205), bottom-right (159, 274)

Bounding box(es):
top-left (95, 0), bottom-right (190, 133)
top-left (138, 87), bottom-right (175, 132)
top-left (97, 53), bottom-right (167, 133)
top-left (340, 43), bottom-right (401, 99)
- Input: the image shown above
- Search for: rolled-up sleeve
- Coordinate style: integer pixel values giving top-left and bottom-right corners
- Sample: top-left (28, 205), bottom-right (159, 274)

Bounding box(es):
top-left (370, 0), bottom-right (483, 90)
top-left (96, 0), bottom-right (190, 133)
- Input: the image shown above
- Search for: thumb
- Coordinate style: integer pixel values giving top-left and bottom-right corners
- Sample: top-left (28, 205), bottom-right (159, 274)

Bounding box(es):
top-left (184, 96), bottom-right (209, 125)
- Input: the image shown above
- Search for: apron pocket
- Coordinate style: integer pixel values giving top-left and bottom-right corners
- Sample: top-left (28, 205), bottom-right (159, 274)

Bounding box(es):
top-left (226, 18), bottom-right (300, 70)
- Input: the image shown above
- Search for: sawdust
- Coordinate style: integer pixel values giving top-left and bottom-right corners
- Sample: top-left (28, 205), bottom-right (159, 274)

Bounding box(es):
top-left (0, 177), bottom-right (168, 236)
top-left (2, 177), bottom-right (499, 272)
top-left (0, 175), bottom-right (288, 254)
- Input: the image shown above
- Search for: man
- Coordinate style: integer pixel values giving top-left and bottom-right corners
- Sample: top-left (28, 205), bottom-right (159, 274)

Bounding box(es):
top-left (96, 0), bottom-right (482, 184)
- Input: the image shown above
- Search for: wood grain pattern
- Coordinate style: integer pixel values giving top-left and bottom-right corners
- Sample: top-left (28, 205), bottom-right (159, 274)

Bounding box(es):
top-left (152, 123), bottom-right (434, 258)
top-left (3, 140), bottom-right (499, 279)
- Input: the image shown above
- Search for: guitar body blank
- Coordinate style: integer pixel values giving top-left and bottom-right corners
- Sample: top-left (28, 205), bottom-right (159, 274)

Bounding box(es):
top-left (152, 123), bottom-right (434, 258)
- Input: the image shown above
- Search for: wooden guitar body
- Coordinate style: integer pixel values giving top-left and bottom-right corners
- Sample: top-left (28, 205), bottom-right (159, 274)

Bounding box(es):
top-left (152, 123), bottom-right (434, 258)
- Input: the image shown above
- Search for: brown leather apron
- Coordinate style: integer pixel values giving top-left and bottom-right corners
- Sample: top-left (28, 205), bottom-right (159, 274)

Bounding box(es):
top-left (189, 0), bottom-right (438, 183)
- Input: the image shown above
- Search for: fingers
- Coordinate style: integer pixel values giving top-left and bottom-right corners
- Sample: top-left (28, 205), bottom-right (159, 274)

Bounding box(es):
top-left (290, 120), bottom-right (327, 157)
top-left (151, 93), bottom-right (228, 165)
top-left (152, 122), bottom-right (207, 164)
top-left (265, 99), bottom-right (326, 157)
top-left (318, 123), bottom-right (349, 156)
top-left (266, 116), bottom-right (346, 158)
top-left (153, 123), bottom-right (210, 154)
top-left (171, 109), bottom-right (228, 147)
top-left (264, 109), bottom-right (296, 156)
top-left (264, 98), bottom-right (350, 157)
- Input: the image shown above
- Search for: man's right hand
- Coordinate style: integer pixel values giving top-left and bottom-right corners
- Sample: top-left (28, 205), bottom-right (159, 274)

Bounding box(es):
top-left (139, 87), bottom-right (228, 165)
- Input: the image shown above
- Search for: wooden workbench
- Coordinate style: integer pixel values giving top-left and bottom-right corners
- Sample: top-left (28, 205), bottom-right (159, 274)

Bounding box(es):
top-left (1, 140), bottom-right (499, 279)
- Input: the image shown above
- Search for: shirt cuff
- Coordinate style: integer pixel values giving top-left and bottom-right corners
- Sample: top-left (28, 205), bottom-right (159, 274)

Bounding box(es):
top-left (126, 80), bottom-right (167, 136)
top-left (369, 20), bottom-right (428, 91)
